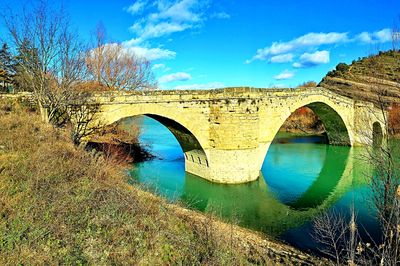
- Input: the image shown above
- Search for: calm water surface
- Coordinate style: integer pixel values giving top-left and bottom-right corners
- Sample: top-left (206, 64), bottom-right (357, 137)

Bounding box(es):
top-left (127, 116), bottom-right (382, 253)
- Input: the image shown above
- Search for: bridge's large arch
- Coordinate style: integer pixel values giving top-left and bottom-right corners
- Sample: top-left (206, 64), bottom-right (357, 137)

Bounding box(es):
top-left (272, 101), bottom-right (351, 147)
top-left (306, 102), bottom-right (351, 145)
top-left (96, 107), bottom-right (210, 177)
top-left (256, 98), bottom-right (353, 184)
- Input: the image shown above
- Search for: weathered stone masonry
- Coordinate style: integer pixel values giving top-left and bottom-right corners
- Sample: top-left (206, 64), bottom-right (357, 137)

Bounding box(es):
top-left (89, 87), bottom-right (385, 184)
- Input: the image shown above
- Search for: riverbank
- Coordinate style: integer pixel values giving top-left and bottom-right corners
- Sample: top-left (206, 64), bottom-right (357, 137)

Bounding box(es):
top-left (0, 99), bottom-right (328, 264)
top-left (86, 140), bottom-right (154, 163)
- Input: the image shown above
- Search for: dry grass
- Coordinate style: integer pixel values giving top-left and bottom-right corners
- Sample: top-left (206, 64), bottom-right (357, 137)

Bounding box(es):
top-left (0, 100), bottom-right (276, 265)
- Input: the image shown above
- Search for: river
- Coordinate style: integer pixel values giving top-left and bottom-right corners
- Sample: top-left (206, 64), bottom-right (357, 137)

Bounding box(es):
top-left (126, 116), bottom-right (382, 254)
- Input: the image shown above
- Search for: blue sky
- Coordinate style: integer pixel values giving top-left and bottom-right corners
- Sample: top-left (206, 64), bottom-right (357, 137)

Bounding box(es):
top-left (2, 0), bottom-right (400, 89)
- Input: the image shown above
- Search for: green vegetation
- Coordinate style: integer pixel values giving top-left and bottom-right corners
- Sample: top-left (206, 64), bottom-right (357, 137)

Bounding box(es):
top-left (0, 43), bottom-right (15, 92)
top-left (320, 50), bottom-right (400, 104)
top-left (319, 50), bottom-right (400, 136)
top-left (324, 50), bottom-right (400, 82)
top-left (0, 99), bottom-right (297, 265)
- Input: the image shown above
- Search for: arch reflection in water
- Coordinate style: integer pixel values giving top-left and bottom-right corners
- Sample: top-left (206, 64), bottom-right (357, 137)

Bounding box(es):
top-left (285, 145), bottom-right (351, 210)
top-left (128, 117), bottom-right (375, 242)
top-left (180, 140), bottom-right (354, 237)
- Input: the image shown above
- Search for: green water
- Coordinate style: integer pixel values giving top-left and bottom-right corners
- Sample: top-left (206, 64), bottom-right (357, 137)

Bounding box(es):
top-left (128, 116), bottom-right (383, 253)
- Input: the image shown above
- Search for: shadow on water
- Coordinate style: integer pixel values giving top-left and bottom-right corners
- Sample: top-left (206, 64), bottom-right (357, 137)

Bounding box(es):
top-left (288, 145), bottom-right (350, 210)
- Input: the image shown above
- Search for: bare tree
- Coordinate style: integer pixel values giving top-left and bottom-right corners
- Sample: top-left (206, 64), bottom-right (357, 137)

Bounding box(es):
top-left (2, 0), bottom-right (86, 125)
top-left (85, 24), bottom-right (155, 91)
top-left (366, 97), bottom-right (400, 266)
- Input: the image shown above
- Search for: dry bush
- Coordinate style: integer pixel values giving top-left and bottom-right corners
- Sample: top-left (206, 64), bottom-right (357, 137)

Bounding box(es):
top-left (73, 81), bottom-right (115, 93)
top-left (94, 122), bottom-right (141, 145)
top-left (297, 81), bottom-right (318, 88)
top-left (86, 120), bottom-right (151, 164)
top-left (389, 103), bottom-right (400, 135)
top-left (281, 107), bottom-right (325, 134)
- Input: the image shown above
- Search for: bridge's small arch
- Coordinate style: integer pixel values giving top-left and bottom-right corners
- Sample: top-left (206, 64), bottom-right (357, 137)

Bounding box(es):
top-left (372, 121), bottom-right (383, 147)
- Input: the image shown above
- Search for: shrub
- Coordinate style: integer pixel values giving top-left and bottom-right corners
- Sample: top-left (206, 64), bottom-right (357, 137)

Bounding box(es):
top-left (335, 63), bottom-right (350, 73)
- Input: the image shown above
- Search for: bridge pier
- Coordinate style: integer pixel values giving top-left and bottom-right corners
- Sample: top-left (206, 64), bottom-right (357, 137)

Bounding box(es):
top-left (185, 147), bottom-right (271, 184)
top-left (205, 148), bottom-right (264, 183)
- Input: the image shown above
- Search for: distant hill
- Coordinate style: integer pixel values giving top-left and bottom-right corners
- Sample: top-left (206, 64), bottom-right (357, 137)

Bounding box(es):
top-left (319, 50), bottom-right (400, 105)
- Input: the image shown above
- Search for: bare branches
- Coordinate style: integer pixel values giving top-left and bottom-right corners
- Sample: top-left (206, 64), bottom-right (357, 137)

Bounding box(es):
top-left (313, 211), bottom-right (349, 265)
top-left (68, 98), bottom-right (104, 145)
top-left (2, 0), bottom-right (87, 126)
top-left (85, 25), bottom-right (156, 91)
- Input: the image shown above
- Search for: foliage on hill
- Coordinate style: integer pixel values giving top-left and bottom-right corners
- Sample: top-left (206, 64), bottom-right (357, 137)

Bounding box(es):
top-left (319, 50), bottom-right (400, 105)
top-left (0, 99), bottom-right (319, 265)
top-left (319, 50), bottom-right (400, 135)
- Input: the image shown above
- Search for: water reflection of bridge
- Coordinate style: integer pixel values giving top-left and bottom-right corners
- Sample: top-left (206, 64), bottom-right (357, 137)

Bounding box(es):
top-left (180, 145), bottom-right (371, 237)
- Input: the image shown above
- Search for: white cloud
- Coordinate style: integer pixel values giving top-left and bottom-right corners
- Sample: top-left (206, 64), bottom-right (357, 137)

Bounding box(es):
top-left (130, 22), bottom-right (190, 41)
top-left (247, 28), bottom-right (393, 65)
top-left (152, 63), bottom-right (170, 72)
top-left (159, 72), bottom-right (192, 83)
top-left (270, 53), bottom-right (293, 63)
top-left (154, 0), bottom-right (203, 22)
top-left (123, 45), bottom-right (176, 61)
top-left (122, 37), bottom-right (142, 47)
top-left (356, 28), bottom-right (392, 44)
top-left (293, 50), bottom-right (330, 68)
top-left (172, 82), bottom-right (225, 90)
top-left (274, 69), bottom-right (295, 80)
top-left (87, 42), bottom-right (175, 63)
top-left (152, 63), bottom-right (165, 70)
top-left (125, 1), bottom-right (147, 15)
top-left (357, 32), bottom-right (373, 43)
top-left (249, 32), bottom-right (348, 62)
top-left (211, 12), bottom-right (231, 19)
top-left (126, 0), bottom-right (209, 43)
top-left (293, 32), bottom-right (349, 47)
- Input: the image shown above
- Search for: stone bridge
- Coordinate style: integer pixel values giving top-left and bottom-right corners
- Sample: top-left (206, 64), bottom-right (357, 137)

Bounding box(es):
top-left (86, 87), bottom-right (384, 184)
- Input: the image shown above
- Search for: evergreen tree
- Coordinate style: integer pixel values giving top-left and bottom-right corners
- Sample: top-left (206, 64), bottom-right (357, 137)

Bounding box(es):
top-left (13, 39), bottom-right (39, 92)
top-left (0, 43), bottom-right (15, 91)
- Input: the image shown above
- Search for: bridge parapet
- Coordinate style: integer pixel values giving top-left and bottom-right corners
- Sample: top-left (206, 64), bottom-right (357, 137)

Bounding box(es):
top-left (91, 87), bottom-right (355, 105)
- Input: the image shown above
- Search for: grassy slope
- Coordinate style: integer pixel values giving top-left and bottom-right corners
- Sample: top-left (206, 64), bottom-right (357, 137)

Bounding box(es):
top-left (0, 100), bottom-right (322, 265)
